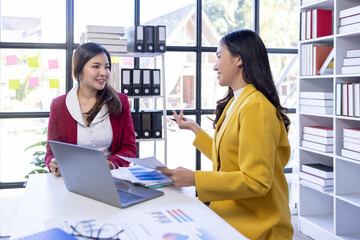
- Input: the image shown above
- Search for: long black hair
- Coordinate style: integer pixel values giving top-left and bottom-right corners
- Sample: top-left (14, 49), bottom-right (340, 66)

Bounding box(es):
top-left (72, 42), bottom-right (121, 126)
top-left (214, 29), bottom-right (290, 132)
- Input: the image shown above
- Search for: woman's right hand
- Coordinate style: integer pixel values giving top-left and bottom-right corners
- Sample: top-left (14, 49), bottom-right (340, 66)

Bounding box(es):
top-left (49, 158), bottom-right (61, 177)
top-left (172, 110), bottom-right (201, 135)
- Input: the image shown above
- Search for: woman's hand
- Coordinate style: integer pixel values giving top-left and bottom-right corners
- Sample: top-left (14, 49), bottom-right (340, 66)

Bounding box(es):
top-left (172, 110), bottom-right (201, 135)
top-left (157, 167), bottom-right (195, 188)
top-left (49, 158), bottom-right (61, 177)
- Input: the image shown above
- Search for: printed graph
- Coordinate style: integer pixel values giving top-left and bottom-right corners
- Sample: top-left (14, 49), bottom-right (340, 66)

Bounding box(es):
top-left (166, 209), bottom-right (193, 223)
top-left (149, 211), bottom-right (172, 224)
top-left (129, 166), bottom-right (168, 181)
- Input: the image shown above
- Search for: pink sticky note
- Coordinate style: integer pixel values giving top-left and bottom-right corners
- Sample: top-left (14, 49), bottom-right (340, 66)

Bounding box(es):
top-left (6, 55), bottom-right (17, 65)
top-left (48, 59), bottom-right (59, 69)
top-left (28, 77), bottom-right (40, 88)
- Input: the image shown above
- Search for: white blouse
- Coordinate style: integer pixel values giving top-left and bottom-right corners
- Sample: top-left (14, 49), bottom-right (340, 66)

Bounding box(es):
top-left (225, 86), bottom-right (245, 118)
top-left (66, 83), bottom-right (113, 159)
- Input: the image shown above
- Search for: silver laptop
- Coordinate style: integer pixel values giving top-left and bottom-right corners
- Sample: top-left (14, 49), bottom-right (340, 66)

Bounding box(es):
top-left (49, 140), bottom-right (164, 208)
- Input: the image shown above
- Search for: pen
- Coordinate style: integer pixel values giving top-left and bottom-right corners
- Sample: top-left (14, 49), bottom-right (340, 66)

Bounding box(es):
top-left (170, 118), bottom-right (176, 122)
top-left (54, 168), bottom-right (58, 173)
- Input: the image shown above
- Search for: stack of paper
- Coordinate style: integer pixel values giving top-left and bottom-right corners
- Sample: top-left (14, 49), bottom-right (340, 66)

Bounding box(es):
top-left (112, 156), bottom-right (172, 189)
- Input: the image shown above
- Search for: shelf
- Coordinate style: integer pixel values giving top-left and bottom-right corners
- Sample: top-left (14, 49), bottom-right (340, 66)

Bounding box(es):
top-left (335, 74), bottom-right (360, 78)
top-left (300, 0), bottom-right (334, 10)
top-left (299, 146), bottom-right (334, 157)
top-left (336, 155), bottom-right (360, 165)
top-left (299, 75), bottom-right (334, 79)
top-left (299, 214), bottom-right (334, 233)
top-left (300, 182), bottom-right (334, 196)
top-left (299, 35), bottom-right (334, 44)
top-left (336, 193), bottom-right (360, 208)
top-left (299, 112), bottom-right (334, 118)
top-left (128, 95), bottom-right (164, 99)
top-left (335, 115), bottom-right (360, 122)
top-left (336, 31), bottom-right (360, 38)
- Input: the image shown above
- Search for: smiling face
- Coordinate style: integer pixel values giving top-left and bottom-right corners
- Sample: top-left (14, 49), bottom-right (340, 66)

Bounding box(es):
top-left (79, 53), bottom-right (110, 92)
top-left (213, 43), bottom-right (245, 90)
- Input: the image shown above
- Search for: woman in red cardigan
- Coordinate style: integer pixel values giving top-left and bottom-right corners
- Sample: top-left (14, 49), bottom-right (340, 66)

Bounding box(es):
top-left (45, 42), bottom-right (137, 176)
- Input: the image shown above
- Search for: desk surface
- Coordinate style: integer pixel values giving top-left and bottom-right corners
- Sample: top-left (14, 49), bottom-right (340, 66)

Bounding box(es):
top-left (11, 173), bottom-right (247, 239)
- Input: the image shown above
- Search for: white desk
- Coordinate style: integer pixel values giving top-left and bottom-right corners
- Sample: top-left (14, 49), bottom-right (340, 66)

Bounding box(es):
top-left (11, 173), bottom-right (247, 239)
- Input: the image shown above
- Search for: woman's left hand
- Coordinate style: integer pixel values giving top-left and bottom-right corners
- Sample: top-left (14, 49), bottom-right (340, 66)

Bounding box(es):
top-left (157, 167), bottom-right (195, 188)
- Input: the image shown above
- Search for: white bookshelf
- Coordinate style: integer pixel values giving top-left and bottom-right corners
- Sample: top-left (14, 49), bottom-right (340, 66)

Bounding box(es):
top-left (298, 0), bottom-right (360, 239)
top-left (110, 53), bottom-right (168, 165)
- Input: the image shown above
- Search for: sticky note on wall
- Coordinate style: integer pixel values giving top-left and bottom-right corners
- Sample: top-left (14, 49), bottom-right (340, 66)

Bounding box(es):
top-left (49, 79), bottom-right (59, 88)
top-left (9, 79), bottom-right (20, 89)
top-left (28, 77), bottom-right (40, 88)
top-left (111, 56), bottom-right (120, 63)
top-left (28, 57), bottom-right (39, 67)
top-left (6, 55), bottom-right (18, 65)
top-left (48, 59), bottom-right (59, 69)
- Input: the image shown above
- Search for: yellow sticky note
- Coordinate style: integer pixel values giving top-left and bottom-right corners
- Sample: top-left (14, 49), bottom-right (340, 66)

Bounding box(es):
top-left (9, 79), bottom-right (20, 89)
top-left (49, 79), bottom-right (59, 89)
top-left (111, 56), bottom-right (120, 63)
top-left (28, 57), bottom-right (39, 67)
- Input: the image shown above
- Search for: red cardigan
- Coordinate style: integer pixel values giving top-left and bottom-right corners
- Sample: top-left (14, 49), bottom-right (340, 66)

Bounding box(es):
top-left (45, 93), bottom-right (137, 169)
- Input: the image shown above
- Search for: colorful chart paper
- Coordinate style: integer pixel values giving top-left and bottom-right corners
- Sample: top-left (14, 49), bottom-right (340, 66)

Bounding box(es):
top-left (9, 79), bottom-right (20, 89)
top-left (6, 55), bottom-right (18, 65)
top-left (28, 57), bottom-right (39, 68)
top-left (28, 77), bottom-right (40, 88)
top-left (48, 59), bottom-right (59, 69)
top-left (49, 79), bottom-right (59, 88)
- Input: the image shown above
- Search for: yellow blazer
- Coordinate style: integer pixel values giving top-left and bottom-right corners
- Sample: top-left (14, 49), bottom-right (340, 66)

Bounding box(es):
top-left (194, 84), bottom-right (293, 240)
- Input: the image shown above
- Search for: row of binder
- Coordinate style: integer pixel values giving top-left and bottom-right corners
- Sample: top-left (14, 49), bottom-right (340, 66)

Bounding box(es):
top-left (121, 68), bottom-right (161, 96)
top-left (131, 111), bottom-right (162, 139)
top-left (126, 25), bottom-right (166, 53)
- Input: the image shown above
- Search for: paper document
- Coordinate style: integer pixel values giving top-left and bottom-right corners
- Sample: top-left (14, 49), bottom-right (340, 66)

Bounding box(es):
top-left (111, 165), bottom-right (172, 188)
top-left (117, 155), bottom-right (166, 169)
top-left (45, 205), bottom-right (248, 239)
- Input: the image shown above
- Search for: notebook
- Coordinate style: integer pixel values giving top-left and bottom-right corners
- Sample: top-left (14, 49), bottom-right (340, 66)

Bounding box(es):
top-left (17, 228), bottom-right (76, 240)
top-left (49, 140), bottom-right (164, 208)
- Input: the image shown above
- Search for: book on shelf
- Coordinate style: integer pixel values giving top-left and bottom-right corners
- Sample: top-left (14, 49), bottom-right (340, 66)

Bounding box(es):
top-left (300, 179), bottom-right (333, 193)
top-left (299, 98), bottom-right (333, 107)
top-left (355, 83), bottom-right (360, 117)
top-left (339, 5), bottom-right (360, 19)
top-left (342, 83), bottom-right (350, 116)
top-left (348, 83), bottom-right (354, 117)
top-left (86, 25), bottom-right (125, 35)
top-left (302, 163), bottom-right (333, 179)
top-left (313, 45), bottom-right (333, 75)
top-left (339, 22), bottom-right (360, 34)
top-left (87, 38), bottom-right (127, 46)
top-left (299, 91), bottom-right (333, 99)
top-left (84, 32), bottom-right (124, 39)
top-left (319, 48), bottom-right (334, 75)
top-left (303, 126), bottom-right (333, 137)
top-left (343, 57), bottom-right (360, 66)
top-left (302, 133), bottom-right (333, 145)
top-left (335, 83), bottom-right (341, 115)
top-left (343, 136), bottom-right (360, 145)
top-left (301, 12), bottom-right (306, 40)
top-left (101, 44), bottom-right (127, 53)
top-left (342, 65), bottom-right (360, 74)
top-left (306, 10), bottom-right (312, 40)
top-left (300, 171), bottom-right (334, 187)
top-left (340, 14), bottom-right (360, 26)
top-left (343, 128), bottom-right (360, 139)
top-left (301, 140), bottom-right (333, 153)
top-left (341, 148), bottom-right (360, 161)
top-left (300, 105), bottom-right (333, 114)
top-left (312, 9), bottom-right (333, 38)
top-left (343, 141), bottom-right (360, 153)
top-left (346, 49), bottom-right (360, 58)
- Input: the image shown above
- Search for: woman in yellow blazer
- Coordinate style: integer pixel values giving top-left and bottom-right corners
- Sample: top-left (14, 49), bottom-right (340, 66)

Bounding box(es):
top-left (158, 29), bottom-right (293, 240)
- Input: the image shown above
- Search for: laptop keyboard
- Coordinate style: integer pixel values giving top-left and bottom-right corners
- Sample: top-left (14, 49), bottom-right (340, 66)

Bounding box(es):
top-left (117, 190), bottom-right (142, 202)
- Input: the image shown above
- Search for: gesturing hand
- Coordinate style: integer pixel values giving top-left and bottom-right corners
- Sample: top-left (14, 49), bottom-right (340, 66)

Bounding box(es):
top-left (172, 110), bottom-right (200, 134)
